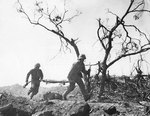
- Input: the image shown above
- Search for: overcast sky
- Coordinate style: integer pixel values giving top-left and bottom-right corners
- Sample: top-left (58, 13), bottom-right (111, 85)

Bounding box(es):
top-left (0, 0), bottom-right (150, 87)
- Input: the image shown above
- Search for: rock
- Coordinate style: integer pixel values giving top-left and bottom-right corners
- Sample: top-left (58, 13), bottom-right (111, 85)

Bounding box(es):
top-left (44, 101), bottom-right (55, 105)
top-left (103, 106), bottom-right (120, 115)
top-left (0, 103), bottom-right (13, 112)
top-left (33, 101), bottom-right (91, 116)
top-left (0, 92), bottom-right (34, 116)
top-left (1, 108), bottom-right (31, 116)
top-left (144, 106), bottom-right (150, 115)
top-left (33, 111), bottom-right (54, 116)
top-left (43, 92), bottom-right (62, 100)
top-left (122, 102), bottom-right (130, 108)
top-left (70, 103), bottom-right (91, 116)
top-left (0, 93), bottom-right (3, 98)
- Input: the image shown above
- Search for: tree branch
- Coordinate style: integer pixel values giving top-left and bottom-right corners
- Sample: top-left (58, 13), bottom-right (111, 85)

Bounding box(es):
top-left (108, 47), bottom-right (150, 68)
top-left (17, 0), bottom-right (80, 57)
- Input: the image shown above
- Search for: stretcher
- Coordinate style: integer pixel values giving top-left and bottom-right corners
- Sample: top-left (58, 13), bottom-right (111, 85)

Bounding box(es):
top-left (23, 79), bottom-right (69, 88)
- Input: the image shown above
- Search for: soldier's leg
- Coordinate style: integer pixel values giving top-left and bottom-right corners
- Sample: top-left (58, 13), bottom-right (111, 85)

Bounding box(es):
top-left (30, 88), bottom-right (37, 99)
top-left (30, 93), bottom-right (34, 99)
top-left (30, 82), bottom-right (40, 99)
top-left (28, 82), bottom-right (35, 96)
top-left (35, 82), bottom-right (40, 95)
top-left (28, 89), bottom-right (32, 95)
top-left (63, 82), bottom-right (75, 100)
top-left (76, 78), bottom-right (89, 101)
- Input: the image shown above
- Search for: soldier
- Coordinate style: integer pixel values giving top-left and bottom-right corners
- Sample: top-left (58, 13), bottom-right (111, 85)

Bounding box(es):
top-left (26, 63), bottom-right (43, 99)
top-left (63, 54), bottom-right (90, 101)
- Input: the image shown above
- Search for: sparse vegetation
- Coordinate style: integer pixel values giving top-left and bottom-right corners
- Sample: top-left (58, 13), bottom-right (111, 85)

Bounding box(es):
top-left (1, 74), bottom-right (150, 115)
top-left (1, 0), bottom-right (150, 115)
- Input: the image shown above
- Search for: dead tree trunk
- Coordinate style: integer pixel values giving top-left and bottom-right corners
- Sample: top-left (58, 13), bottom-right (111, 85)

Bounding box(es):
top-left (98, 64), bottom-right (107, 100)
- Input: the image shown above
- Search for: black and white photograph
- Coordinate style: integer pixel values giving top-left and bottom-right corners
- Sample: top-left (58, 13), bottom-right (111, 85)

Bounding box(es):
top-left (1, 0), bottom-right (150, 115)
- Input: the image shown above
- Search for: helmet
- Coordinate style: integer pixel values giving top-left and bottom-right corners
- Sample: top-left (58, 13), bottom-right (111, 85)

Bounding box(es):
top-left (35, 63), bottom-right (40, 68)
top-left (78, 54), bottom-right (86, 60)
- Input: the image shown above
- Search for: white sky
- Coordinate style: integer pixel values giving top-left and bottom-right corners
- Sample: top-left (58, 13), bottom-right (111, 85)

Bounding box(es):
top-left (0, 0), bottom-right (150, 87)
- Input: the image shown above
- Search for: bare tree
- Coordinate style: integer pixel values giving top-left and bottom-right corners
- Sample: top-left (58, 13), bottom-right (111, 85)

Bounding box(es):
top-left (96, 0), bottom-right (150, 100)
top-left (17, 0), bottom-right (81, 57)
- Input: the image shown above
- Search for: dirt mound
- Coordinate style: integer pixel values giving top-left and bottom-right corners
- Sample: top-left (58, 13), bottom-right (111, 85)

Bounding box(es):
top-left (0, 92), bottom-right (37, 116)
top-left (0, 83), bottom-right (148, 116)
top-left (43, 91), bottom-right (62, 100)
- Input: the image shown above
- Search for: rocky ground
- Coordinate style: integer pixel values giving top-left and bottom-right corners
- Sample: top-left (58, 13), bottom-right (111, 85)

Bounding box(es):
top-left (0, 84), bottom-right (149, 116)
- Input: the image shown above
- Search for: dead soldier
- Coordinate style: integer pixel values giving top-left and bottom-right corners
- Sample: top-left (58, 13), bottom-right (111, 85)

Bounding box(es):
top-left (26, 63), bottom-right (43, 99)
top-left (63, 54), bottom-right (90, 101)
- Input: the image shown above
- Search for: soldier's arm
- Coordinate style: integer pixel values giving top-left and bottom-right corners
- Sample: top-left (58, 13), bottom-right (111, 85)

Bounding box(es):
top-left (26, 70), bottom-right (31, 83)
top-left (40, 70), bottom-right (43, 80)
top-left (82, 63), bottom-right (90, 76)
top-left (81, 64), bottom-right (90, 84)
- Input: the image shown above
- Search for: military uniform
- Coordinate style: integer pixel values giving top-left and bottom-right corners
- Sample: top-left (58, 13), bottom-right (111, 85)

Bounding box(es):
top-left (26, 63), bottom-right (43, 99)
top-left (63, 54), bottom-right (90, 101)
